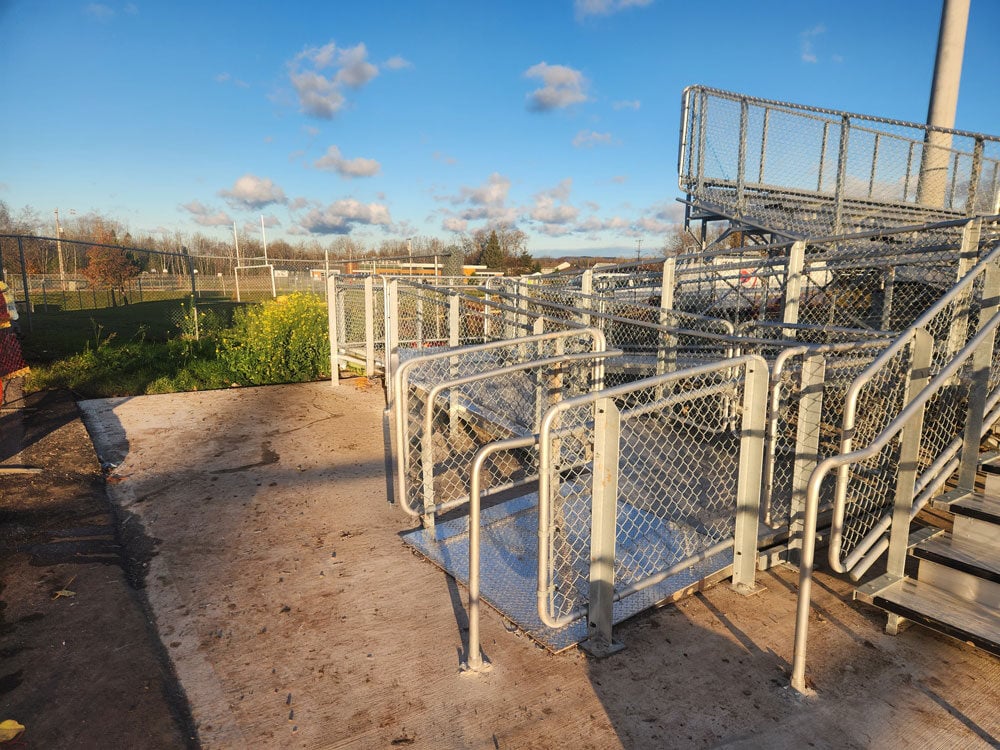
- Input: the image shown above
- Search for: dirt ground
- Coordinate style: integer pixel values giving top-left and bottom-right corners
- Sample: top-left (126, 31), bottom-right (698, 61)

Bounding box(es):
top-left (1, 380), bottom-right (999, 748)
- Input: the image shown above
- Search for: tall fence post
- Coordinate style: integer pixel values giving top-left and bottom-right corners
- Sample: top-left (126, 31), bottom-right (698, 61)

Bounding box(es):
top-left (733, 357), bottom-right (768, 592)
top-left (17, 237), bottom-right (32, 332)
top-left (364, 276), bottom-right (376, 377)
top-left (782, 241), bottom-right (806, 336)
top-left (833, 115), bottom-right (850, 235)
top-left (182, 246), bottom-right (197, 300)
top-left (327, 274), bottom-right (340, 387)
top-left (385, 279), bottom-right (399, 384)
top-left (582, 397), bottom-right (625, 657)
top-left (786, 353), bottom-right (827, 564)
top-left (580, 269), bottom-right (593, 328)
top-left (883, 329), bottom-right (933, 635)
top-left (945, 218), bottom-right (982, 359)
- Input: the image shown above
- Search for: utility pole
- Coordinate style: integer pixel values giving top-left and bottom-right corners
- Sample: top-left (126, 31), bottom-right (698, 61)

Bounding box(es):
top-left (260, 215), bottom-right (269, 264)
top-left (54, 208), bottom-right (66, 290)
top-left (635, 238), bottom-right (643, 262)
top-left (918, 0), bottom-right (971, 208)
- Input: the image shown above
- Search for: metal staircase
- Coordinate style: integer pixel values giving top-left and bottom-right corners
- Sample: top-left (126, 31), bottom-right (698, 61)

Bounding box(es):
top-left (855, 486), bottom-right (1000, 656)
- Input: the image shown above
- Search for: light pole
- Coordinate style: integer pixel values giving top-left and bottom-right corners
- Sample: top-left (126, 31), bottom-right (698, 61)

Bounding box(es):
top-left (54, 209), bottom-right (66, 290)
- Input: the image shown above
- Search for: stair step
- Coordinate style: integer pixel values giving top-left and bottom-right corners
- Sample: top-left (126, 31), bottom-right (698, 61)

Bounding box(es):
top-left (912, 532), bottom-right (1000, 584)
top-left (952, 493), bottom-right (1000, 526)
top-left (978, 453), bottom-right (1000, 495)
top-left (856, 575), bottom-right (1000, 657)
top-left (936, 493), bottom-right (1000, 546)
top-left (978, 452), bottom-right (1000, 475)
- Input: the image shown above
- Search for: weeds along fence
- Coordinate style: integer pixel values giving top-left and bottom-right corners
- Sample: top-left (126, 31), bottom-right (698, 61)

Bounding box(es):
top-left (679, 85), bottom-right (1000, 237)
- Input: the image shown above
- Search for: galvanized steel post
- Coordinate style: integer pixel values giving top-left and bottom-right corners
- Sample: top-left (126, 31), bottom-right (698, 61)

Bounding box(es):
top-left (582, 397), bottom-right (625, 657)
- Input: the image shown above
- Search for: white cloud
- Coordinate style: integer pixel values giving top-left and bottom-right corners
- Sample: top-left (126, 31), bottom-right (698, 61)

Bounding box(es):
top-left (524, 62), bottom-right (589, 112)
top-left (611, 175), bottom-right (628, 184)
top-left (314, 146), bottom-right (381, 178)
top-left (436, 173), bottom-right (517, 227)
top-left (289, 70), bottom-right (346, 118)
top-left (335, 43), bottom-right (378, 88)
top-left (85, 3), bottom-right (115, 20)
top-left (455, 173), bottom-right (512, 209)
top-left (180, 201), bottom-right (233, 227)
top-left (215, 72), bottom-right (249, 88)
top-left (287, 40), bottom-right (405, 119)
top-left (433, 150), bottom-right (457, 165)
top-left (800, 24), bottom-right (825, 64)
top-left (572, 130), bottom-right (615, 148)
top-left (297, 199), bottom-right (392, 234)
top-left (442, 217), bottom-right (467, 233)
top-left (613, 99), bottom-right (641, 111)
top-left (218, 174), bottom-right (287, 209)
top-left (384, 55), bottom-right (413, 70)
top-left (575, 0), bottom-right (653, 20)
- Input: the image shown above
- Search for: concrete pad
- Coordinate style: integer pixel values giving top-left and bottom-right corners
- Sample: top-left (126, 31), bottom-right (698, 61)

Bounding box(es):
top-left (79, 381), bottom-right (1000, 749)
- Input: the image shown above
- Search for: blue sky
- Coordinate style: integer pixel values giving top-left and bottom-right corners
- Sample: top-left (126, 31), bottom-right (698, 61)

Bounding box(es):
top-left (2, 0), bottom-right (998, 256)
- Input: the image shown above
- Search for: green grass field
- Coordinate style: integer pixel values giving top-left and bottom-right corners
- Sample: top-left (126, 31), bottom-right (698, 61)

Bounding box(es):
top-left (20, 297), bottom-right (242, 362)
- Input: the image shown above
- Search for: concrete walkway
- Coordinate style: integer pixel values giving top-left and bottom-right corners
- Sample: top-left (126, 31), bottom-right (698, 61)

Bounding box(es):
top-left (79, 380), bottom-right (999, 749)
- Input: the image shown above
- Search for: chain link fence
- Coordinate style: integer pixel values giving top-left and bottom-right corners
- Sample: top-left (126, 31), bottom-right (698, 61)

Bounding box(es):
top-left (536, 355), bottom-right (767, 629)
top-left (390, 330), bottom-right (609, 523)
top-left (826, 239), bottom-right (1000, 572)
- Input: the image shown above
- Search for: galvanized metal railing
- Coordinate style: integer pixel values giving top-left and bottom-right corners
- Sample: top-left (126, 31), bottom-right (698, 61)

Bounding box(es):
top-left (390, 329), bottom-right (609, 525)
top-left (465, 355), bottom-right (769, 669)
top-left (826, 230), bottom-right (1000, 576)
top-left (791, 305), bottom-right (1000, 692)
top-left (680, 85), bottom-right (1000, 237)
top-left (762, 340), bottom-right (893, 537)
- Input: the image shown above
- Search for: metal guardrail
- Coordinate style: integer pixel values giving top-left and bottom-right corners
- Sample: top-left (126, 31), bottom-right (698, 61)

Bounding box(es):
top-left (679, 85), bottom-right (1000, 237)
top-left (389, 329), bottom-right (608, 525)
top-left (791, 304), bottom-right (1000, 692)
top-left (464, 355), bottom-right (769, 669)
top-left (827, 232), bottom-right (1000, 575)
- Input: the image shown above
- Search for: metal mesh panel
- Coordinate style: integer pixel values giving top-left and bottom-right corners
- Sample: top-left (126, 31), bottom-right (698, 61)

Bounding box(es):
top-left (540, 363), bottom-right (754, 625)
top-left (333, 276), bottom-right (371, 363)
top-left (395, 332), bottom-right (605, 520)
top-left (763, 343), bottom-right (889, 530)
top-left (680, 86), bottom-right (1000, 236)
top-left (833, 249), bottom-right (1000, 566)
top-left (672, 249), bottom-right (790, 327)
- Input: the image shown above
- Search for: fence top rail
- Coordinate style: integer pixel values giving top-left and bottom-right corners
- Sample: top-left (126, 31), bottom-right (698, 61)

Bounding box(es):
top-left (681, 85), bottom-right (1000, 146)
top-left (391, 327), bottom-right (607, 426)
top-left (424, 349), bottom-right (624, 407)
top-left (0, 233), bottom-right (191, 259)
top-left (540, 353), bottom-right (767, 425)
top-left (486, 285), bottom-right (748, 343)
top-left (512, 286), bottom-right (737, 332)
top-left (392, 278), bottom-right (588, 331)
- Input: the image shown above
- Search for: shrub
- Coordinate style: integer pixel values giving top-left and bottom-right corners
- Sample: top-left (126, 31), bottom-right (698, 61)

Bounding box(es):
top-left (219, 293), bottom-right (330, 385)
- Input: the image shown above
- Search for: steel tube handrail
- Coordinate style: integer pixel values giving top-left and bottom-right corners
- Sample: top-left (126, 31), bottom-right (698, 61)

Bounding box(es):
top-left (537, 354), bottom-right (767, 629)
top-left (791, 308), bottom-right (1000, 693)
top-left (391, 328), bottom-right (607, 516)
top-left (828, 235), bottom-right (1000, 571)
top-left (414, 350), bottom-right (622, 518)
top-left (466, 435), bottom-right (538, 671)
top-left (763, 340), bottom-right (891, 524)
